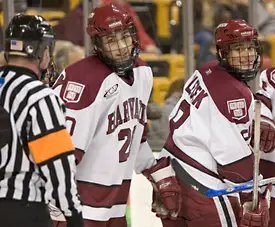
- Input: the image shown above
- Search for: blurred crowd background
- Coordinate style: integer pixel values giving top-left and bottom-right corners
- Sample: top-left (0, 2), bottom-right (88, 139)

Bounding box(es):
top-left (1, 0), bottom-right (275, 152)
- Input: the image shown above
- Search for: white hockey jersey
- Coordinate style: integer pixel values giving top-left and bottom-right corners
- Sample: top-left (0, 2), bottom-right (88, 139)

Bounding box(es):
top-left (52, 56), bottom-right (156, 221)
top-left (257, 68), bottom-right (275, 119)
top-left (159, 60), bottom-right (255, 191)
top-left (256, 68), bottom-right (275, 201)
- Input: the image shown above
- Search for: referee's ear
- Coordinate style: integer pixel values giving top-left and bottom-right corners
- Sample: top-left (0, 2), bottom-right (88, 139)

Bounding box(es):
top-left (0, 106), bottom-right (12, 149)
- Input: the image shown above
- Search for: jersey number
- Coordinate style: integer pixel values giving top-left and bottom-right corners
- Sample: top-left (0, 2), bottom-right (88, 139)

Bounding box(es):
top-left (66, 116), bottom-right (136, 163)
top-left (119, 126), bottom-right (136, 163)
top-left (66, 116), bottom-right (76, 136)
top-left (170, 100), bottom-right (190, 130)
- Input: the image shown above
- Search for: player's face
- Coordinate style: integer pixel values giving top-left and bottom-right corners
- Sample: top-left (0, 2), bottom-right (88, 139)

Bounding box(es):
top-left (227, 41), bottom-right (257, 70)
top-left (101, 29), bottom-right (133, 62)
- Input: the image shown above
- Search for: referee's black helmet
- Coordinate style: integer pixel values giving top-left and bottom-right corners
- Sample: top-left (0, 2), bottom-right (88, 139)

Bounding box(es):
top-left (5, 14), bottom-right (55, 60)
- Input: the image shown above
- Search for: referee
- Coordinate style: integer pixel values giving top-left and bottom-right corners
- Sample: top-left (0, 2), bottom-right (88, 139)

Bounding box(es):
top-left (0, 14), bottom-right (83, 227)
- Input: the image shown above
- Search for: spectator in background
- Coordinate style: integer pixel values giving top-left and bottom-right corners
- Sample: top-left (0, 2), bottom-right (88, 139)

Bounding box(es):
top-left (0, 0), bottom-right (27, 51)
top-left (14, 0), bottom-right (27, 13)
top-left (0, 51), bottom-right (5, 66)
top-left (53, 1), bottom-right (159, 54)
top-left (147, 78), bottom-right (184, 152)
top-left (0, 0), bottom-right (27, 13)
top-left (53, 4), bottom-right (83, 47)
top-left (257, 0), bottom-right (275, 37)
top-left (42, 40), bottom-right (85, 86)
top-left (214, 0), bottom-right (248, 25)
top-left (171, 0), bottom-right (214, 54)
top-left (194, 0), bottom-right (214, 57)
top-left (260, 39), bottom-right (272, 71)
top-left (54, 40), bottom-right (85, 75)
top-left (196, 38), bottom-right (216, 68)
top-left (147, 90), bottom-right (162, 121)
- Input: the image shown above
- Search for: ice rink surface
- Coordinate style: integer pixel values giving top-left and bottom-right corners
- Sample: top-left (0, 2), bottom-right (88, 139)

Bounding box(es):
top-left (130, 153), bottom-right (163, 227)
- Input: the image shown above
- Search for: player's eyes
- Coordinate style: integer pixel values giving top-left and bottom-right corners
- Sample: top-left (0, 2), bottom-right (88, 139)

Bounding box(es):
top-left (123, 34), bottom-right (130, 39)
top-left (107, 38), bottom-right (115, 43)
top-left (232, 46), bottom-right (253, 52)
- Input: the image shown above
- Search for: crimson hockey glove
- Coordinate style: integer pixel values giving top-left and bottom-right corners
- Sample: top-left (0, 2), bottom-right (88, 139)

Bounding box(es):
top-left (143, 157), bottom-right (182, 220)
top-left (240, 183), bottom-right (272, 227)
top-left (146, 170), bottom-right (168, 218)
top-left (251, 116), bottom-right (275, 153)
top-left (151, 190), bottom-right (170, 219)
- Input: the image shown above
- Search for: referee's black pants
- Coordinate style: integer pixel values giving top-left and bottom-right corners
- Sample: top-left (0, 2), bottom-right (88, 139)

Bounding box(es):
top-left (0, 199), bottom-right (53, 227)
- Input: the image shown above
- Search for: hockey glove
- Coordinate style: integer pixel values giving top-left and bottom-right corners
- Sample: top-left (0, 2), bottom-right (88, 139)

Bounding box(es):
top-left (143, 157), bottom-right (182, 219)
top-left (240, 183), bottom-right (272, 227)
top-left (151, 190), bottom-right (170, 219)
top-left (251, 116), bottom-right (275, 153)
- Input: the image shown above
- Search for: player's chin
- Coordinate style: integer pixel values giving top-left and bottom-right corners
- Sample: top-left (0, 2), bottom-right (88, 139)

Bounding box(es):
top-left (114, 56), bottom-right (131, 62)
top-left (241, 66), bottom-right (254, 70)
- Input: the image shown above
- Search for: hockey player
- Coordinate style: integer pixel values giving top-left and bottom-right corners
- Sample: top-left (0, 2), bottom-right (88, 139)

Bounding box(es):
top-left (252, 64), bottom-right (275, 227)
top-left (51, 3), bottom-right (181, 227)
top-left (157, 19), bottom-right (271, 227)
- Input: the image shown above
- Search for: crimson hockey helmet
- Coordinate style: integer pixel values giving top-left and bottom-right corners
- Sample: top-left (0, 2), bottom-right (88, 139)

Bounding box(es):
top-left (215, 19), bottom-right (262, 82)
top-left (86, 3), bottom-right (139, 76)
top-left (5, 14), bottom-right (55, 60)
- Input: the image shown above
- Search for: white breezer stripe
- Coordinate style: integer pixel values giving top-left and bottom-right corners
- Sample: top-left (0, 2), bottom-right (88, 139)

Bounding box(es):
top-left (213, 196), bottom-right (228, 227)
top-left (82, 204), bottom-right (127, 221)
top-left (223, 195), bottom-right (238, 227)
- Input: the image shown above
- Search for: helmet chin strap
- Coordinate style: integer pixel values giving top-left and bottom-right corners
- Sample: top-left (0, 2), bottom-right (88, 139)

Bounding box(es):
top-left (39, 58), bottom-right (58, 86)
top-left (38, 49), bottom-right (58, 85)
top-left (219, 57), bottom-right (257, 83)
top-left (113, 46), bottom-right (139, 77)
top-left (46, 59), bottom-right (58, 87)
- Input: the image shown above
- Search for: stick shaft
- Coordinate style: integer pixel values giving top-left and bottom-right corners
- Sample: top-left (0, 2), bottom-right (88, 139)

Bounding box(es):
top-left (252, 100), bottom-right (261, 210)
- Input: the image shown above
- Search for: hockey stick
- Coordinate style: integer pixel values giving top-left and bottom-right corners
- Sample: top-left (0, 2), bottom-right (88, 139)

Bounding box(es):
top-left (172, 159), bottom-right (275, 197)
top-left (252, 100), bottom-right (261, 210)
top-left (205, 177), bottom-right (275, 197)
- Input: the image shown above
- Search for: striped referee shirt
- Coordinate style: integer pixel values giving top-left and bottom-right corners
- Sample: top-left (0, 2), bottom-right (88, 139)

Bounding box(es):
top-left (0, 65), bottom-right (82, 219)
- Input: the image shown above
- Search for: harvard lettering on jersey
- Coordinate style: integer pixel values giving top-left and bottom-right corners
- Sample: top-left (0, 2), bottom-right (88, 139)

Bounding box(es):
top-left (53, 56), bottom-right (156, 221)
top-left (159, 60), bottom-right (254, 191)
top-left (0, 65), bottom-right (81, 219)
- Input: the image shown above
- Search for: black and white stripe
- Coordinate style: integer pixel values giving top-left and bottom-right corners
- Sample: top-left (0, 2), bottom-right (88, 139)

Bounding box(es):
top-left (0, 66), bottom-right (81, 218)
top-left (213, 195), bottom-right (238, 227)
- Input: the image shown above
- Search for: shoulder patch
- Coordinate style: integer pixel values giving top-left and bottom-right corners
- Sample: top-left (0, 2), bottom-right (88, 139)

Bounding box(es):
top-left (63, 81), bottom-right (85, 103)
top-left (57, 56), bottom-right (113, 110)
top-left (199, 63), bottom-right (252, 124)
top-left (227, 98), bottom-right (247, 120)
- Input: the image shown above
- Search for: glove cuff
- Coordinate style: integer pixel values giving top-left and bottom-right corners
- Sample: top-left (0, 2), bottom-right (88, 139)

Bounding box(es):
top-left (151, 164), bottom-right (176, 182)
top-left (142, 157), bottom-right (170, 179)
